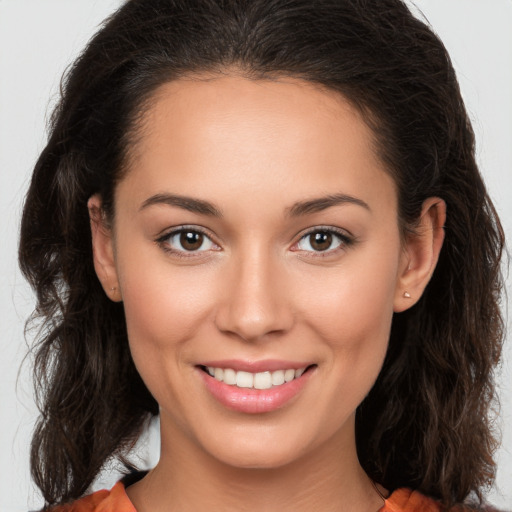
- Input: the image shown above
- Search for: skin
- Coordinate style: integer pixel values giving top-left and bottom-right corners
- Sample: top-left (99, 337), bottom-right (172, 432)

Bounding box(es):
top-left (90, 75), bottom-right (445, 512)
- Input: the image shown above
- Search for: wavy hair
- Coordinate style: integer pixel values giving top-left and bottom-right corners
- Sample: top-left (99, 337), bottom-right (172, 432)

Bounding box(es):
top-left (19, 0), bottom-right (505, 508)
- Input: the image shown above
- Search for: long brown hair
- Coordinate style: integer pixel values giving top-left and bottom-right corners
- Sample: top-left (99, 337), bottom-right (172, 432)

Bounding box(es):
top-left (19, 0), bottom-right (505, 507)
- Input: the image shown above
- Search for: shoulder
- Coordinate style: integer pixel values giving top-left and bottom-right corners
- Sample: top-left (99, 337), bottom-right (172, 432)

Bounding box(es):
top-left (46, 484), bottom-right (504, 512)
top-left (49, 481), bottom-right (136, 512)
top-left (383, 488), bottom-right (504, 512)
top-left (383, 488), bottom-right (444, 512)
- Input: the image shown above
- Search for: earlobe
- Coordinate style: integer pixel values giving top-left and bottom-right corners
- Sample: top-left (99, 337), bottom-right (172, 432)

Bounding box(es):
top-left (88, 195), bottom-right (122, 302)
top-left (394, 197), bottom-right (446, 313)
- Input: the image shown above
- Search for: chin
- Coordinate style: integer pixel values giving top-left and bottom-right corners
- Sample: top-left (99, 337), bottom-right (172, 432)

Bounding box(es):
top-left (212, 445), bottom-right (305, 470)
top-left (195, 423), bottom-right (326, 471)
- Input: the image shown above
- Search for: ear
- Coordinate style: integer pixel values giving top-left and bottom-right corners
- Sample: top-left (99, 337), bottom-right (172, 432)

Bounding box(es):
top-left (88, 194), bottom-right (122, 302)
top-left (394, 197), bottom-right (446, 312)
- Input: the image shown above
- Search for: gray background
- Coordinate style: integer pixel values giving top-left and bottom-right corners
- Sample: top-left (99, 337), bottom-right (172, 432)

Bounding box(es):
top-left (1, 1), bottom-right (510, 510)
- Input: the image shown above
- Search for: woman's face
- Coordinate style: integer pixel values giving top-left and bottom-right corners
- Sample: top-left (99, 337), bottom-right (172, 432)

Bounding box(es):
top-left (95, 76), bottom-right (418, 469)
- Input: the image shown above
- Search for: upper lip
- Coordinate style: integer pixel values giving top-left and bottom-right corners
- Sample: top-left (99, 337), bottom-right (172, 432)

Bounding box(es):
top-left (198, 359), bottom-right (314, 373)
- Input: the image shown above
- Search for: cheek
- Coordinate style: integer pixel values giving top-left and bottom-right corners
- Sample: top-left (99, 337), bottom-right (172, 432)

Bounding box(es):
top-left (301, 250), bottom-right (399, 345)
top-left (115, 245), bottom-right (219, 374)
top-left (116, 251), bottom-right (223, 420)
top-left (296, 240), bottom-right (400, 400)
top-left (305, 269), bottom-right (397, 430)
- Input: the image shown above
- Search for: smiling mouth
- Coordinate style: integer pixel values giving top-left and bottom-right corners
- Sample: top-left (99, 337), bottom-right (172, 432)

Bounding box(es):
top-left (199, 365), bottom-right (316, 390)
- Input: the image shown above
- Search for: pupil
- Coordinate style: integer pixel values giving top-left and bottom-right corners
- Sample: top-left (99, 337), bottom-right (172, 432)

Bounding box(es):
top-left (311, 232), bottom-right (332, 251)
top-left (180, 231), bottom-right (203, 251)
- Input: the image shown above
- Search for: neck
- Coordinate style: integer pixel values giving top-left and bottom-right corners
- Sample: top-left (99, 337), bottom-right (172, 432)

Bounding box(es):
top-left (127, 414), bottom-right (384, 512)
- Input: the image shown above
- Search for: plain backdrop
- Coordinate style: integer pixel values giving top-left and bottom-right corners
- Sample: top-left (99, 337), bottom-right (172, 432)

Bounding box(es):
top-left (1, 1), bottom-right (511, 510)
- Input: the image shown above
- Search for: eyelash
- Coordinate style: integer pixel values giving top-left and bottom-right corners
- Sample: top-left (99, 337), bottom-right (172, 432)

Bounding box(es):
top-left (294, 226), bottom-right (355, 257)
top-left (156, 225), bottom-right (218, 259)
top-left (155, 225), bottom-right (355, 259)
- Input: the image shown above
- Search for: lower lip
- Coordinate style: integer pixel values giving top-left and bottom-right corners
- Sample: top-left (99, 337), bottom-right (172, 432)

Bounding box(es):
top-left (198, 368), bottom-right (314, 414)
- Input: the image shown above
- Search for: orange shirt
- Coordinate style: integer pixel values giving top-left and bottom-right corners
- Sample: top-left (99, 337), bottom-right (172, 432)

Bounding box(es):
top-left (52, 481), bottom-right (445, 512)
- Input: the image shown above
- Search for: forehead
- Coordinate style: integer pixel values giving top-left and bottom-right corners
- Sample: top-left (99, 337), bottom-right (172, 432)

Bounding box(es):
top-left (118, 75), bottom-right (397, 217)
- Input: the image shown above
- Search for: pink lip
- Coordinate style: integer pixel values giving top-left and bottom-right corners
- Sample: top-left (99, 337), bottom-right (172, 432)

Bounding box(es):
top-left (199, 359), bottom-right (311, 373)
top-left (197, 364), bottom-right (315, 414)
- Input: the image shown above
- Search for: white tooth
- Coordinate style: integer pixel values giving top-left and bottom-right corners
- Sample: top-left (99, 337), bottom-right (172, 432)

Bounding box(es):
top-left (284, 369), bottom-right (295, 382)
top-left (236, 371), bottom-right (254, 388)
top-left (214, 368), bottom-right (224, 382)
top-left (295, 367), bottom-right (305, 378)
top-left (254, 372), bottom-right (272, 390)
top-left (223, 368), bottom-right (236, 385)
top-left (271, 370), bottom-right (285, 386)
top-left (207, 366), bottom-right (215, 377)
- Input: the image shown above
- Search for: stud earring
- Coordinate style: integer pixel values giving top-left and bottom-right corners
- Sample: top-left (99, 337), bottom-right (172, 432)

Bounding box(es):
top-left (403, 291), bottom-right (411, 298)
top-left (109, 285), bottom-right (122, 302)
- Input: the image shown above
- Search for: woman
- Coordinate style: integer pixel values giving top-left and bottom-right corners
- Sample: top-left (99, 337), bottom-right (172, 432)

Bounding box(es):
top-left (18, 0), bottom-right (505, 510)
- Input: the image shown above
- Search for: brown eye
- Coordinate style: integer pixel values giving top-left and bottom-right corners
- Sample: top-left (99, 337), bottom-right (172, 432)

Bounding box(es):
top-left (180, 231), bottom-right (204, 251)
top-left (309, 232), bottom-right (333, 251)
top-left (296, 229), bottom-right (349, 253)
top-left (162, 228), bottom-right (216, 253)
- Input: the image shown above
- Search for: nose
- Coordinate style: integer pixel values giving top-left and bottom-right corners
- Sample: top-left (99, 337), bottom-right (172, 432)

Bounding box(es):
top-left (214, 248), bottom-right (294, 343)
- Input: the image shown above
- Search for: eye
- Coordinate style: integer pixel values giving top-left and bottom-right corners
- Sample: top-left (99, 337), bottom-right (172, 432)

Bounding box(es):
top-left (157, 227), bottom-right (218, 255)
top-left (295, 228), bottom-right (352, 253)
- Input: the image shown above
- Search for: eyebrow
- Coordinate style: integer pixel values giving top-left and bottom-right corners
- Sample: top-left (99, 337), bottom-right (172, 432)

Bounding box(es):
top-left (285, 193), bottom-right (371, 217)
top-left (139, 192), bottom-right (370, 217)
top-left (140, 193), bottom-right (223, 217)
